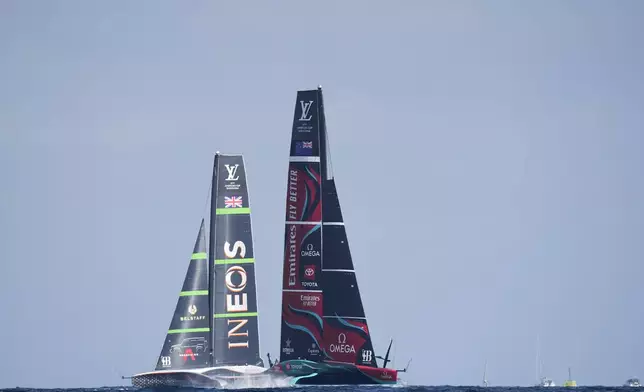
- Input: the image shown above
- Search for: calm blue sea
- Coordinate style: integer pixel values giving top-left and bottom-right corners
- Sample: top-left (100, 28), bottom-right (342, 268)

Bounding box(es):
top-left (0, 387), bottom-right (635, 392)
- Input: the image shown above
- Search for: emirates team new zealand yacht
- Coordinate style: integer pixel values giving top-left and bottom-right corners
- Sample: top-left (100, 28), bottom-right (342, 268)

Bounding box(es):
top-left (127, 153), bottom-right (268, 388)
top-left (265, 86), bottom-right (410, 385)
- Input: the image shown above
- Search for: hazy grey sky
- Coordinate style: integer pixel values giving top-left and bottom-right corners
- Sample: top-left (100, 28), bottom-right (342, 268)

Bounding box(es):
top-left (1, 0), bottom-right (643, 388)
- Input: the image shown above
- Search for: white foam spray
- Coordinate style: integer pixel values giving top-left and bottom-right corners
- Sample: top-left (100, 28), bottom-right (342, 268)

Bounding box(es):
top-left (212, 373), bottom-right (294, 389)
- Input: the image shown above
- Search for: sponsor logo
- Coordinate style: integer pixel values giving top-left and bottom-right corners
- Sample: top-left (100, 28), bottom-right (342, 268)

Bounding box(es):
top-left (299, 100), bottom-right (313, 122)
top-left (296, 100), bottom-right (314, 132)
top-left (224, 164), bottom-right (241, 191)
top-left (287, 169), bottom-right (298, 220)
top-left (362, 349), bottom-right (373, 363)
top-left (287, 362), bottom-right (303, 370)
top-left (160, 356), bottom-right (171, 367)
top-left (225, 164), bottom-right (240, 181)
top-left (181, 348), bottom-right (196, 362)
top-left (300, 293), bottom-right (320, 307)
top-left (301, 261), bottom-right (318, 287)
top-left (299, 242), bottom-right (319, 287)
top-left (181, 304), bottom-right (205, 321)
top-left (295, 141), bottom-right (313, 156)
top-left (329, 332), bottom-right (356, 354)
top-left (381, 371), bottom-right (394, 380)
top-left (170, 337), bottom-right (206, 359)
top-left (223, 240), bottom-right (250, 349)
top-left (301, 243), bottom-right (320, 257)
top-left (308, 342), bottom-right (320, 356)
top-left (303, 265), bottom-right (315, 280)
top-left (287, 225), bottom-right (297, 286)
top-left (282, 338), bottom-right (294, 355)
top-left (224, 196), bottom-right (243, 208)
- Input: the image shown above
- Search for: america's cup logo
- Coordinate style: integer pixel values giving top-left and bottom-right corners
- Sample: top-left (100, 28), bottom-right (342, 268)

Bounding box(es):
top-left (224, 164), bottom-right (239, 181)
top-left (299, 100), bottom-right (313, 121)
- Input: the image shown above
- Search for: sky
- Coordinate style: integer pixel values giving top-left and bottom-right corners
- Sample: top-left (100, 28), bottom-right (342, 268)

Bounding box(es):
top-left (1, 0), bottom-right (643, 388)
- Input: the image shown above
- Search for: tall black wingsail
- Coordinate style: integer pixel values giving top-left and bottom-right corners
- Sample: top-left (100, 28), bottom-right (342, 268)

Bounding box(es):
top-left (317, 88), bottom-right (378, 367)
top-left (155, 219), bottom-right (211, 370)
top-left (209, 153), bottom-right (263, 366)
top-left (278, 87), bottom-right (377, 367)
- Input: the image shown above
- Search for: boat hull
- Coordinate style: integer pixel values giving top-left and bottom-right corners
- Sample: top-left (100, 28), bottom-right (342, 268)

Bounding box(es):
top-left (268, 360), bottom-right (398, 385)
top-left (131, 370), bottom-right (221, 388)
top-left (130, 365), bottom-right (269, 388)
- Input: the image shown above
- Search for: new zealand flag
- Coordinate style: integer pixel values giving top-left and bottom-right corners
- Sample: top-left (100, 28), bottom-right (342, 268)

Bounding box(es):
top-left (295, 141), bottom-right (313, 156)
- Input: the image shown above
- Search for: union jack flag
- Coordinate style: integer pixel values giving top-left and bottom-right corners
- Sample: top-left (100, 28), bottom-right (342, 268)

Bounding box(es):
top-left (224, 196), bottom-right (243, 208)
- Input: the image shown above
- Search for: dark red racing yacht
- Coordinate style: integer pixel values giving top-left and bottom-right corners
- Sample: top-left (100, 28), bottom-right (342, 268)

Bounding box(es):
top-left (266, 86), bottom-right (410, 385)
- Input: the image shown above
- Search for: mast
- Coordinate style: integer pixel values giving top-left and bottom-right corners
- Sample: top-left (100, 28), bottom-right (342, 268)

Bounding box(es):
top-left (536, 335), bottom-right (540, 383)
top-left (208, 153), bottom-right (219, 365)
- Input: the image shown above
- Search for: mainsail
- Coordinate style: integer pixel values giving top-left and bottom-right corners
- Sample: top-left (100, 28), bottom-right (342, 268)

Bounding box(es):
top-left (155, 219), bottom-right (211, 370)
top-left (210, 154), bottom-right (262, 366)
top-left (279, 87), bottom-right (377, 367)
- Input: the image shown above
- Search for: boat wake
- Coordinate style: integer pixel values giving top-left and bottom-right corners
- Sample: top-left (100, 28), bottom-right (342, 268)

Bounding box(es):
top-left (215, 373), bottom-right (293, 389)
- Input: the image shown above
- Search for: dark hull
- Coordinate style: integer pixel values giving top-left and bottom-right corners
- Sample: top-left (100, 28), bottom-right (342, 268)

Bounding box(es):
top-left (269, 360), bottom-right (398, 385)
top-left (131, 371), bottom-right (221, 388)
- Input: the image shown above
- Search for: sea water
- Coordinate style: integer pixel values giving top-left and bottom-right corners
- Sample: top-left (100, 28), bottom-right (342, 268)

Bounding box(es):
top-left (0, 386), bottom-right (635, 392)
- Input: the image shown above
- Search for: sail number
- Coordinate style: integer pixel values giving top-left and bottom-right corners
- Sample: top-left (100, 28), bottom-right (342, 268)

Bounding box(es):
top-left (223, 240), bottom-right (250, 350)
